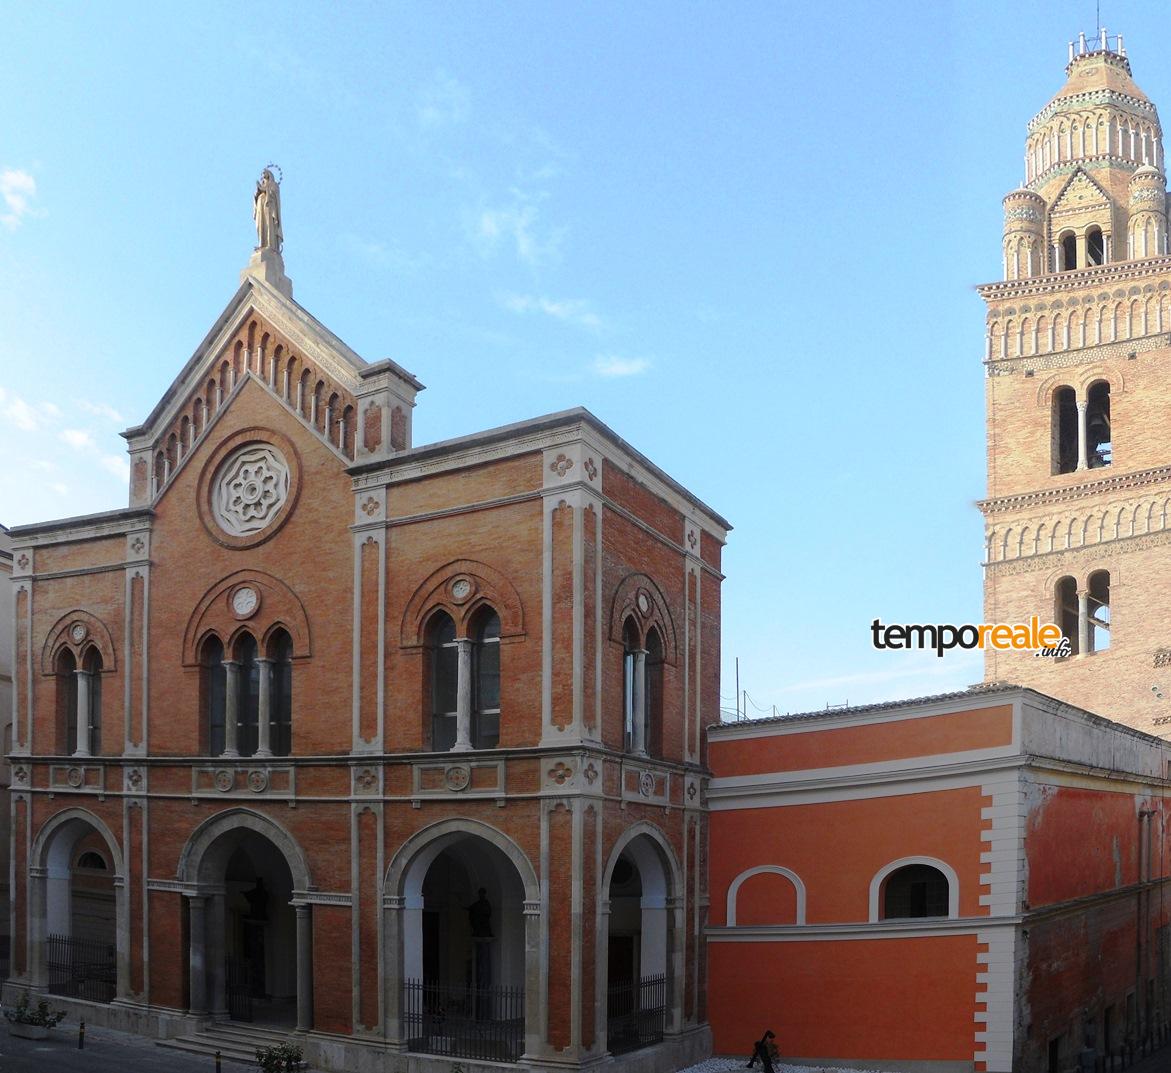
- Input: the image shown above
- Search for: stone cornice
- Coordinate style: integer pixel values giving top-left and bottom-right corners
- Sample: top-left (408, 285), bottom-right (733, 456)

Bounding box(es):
top-left (979, 463), bottom-right (1171, 515)
top-left (978, 255), bottom-right (1171, 302)
top-left (8, 507), bottom-right (153, 545)
top-left (1028, 87), bottom-right (1156, 131)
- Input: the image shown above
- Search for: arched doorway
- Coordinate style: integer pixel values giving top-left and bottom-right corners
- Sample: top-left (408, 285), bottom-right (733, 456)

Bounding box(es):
top-left (30, 809), bottom-right (126, 1003)
top-left (386, 821), bottom-right (540, 1063)
top-left (178, 810), bottom-right (312, 1030)
top-left (602, 829), bottom-right (681, 1056)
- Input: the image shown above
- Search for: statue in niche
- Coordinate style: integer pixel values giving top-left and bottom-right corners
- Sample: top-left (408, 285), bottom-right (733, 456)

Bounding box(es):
top-left (467, 887), bottom-right (493, 938)
top-left (243, 876), bottom-right (270, 922)
top-left (253, 167), bottom-right (283, 253)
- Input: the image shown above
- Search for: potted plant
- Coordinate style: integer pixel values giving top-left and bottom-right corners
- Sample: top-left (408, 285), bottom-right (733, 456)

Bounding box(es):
top-left (255, 1039), bottom-right (304, 1073)
top-left (4, 991), bottom-right (66, 1039)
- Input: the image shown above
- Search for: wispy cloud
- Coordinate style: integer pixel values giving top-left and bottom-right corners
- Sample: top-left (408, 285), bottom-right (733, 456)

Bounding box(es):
top-left (592, 354), bottom-right (651, 378)
top-left (774, 651), bottom-right (982, 697)
top-left (476, 200), bottom-right (564, 267)
top-left (339, 233), bottom-right (426, 274)
top-left (0, 386), bottom-right (58, 431)
top-left (1, 168), bottom-right (40, 230)
top-left (100, 454), bottom-right (130, 480)
top-left (61, 428), bottom-right (95, 450)
top-left (418, 70), bottom-right (470, 129)
top-left (500, 293), bottom-right (602, 331)
top-left (79, 399), bottom-right (125, 424)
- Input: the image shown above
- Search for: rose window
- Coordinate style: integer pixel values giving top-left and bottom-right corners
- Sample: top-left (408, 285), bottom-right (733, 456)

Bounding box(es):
top-left (211, 444), bottom-right (291, 537)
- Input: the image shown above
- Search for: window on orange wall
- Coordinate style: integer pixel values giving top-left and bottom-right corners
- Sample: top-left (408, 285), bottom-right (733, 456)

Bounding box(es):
top-left (202, 636), bottom-right (226, 755)
top-left (882, 864), bottom-right (949, 918)
top-left (429, 611), bottom-right (458, 751)
top-left (472, 608), bottom-right (501, 749)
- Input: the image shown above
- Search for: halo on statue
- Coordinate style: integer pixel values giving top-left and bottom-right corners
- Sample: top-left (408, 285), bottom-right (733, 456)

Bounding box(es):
top-left (264, 163), bottom-right (284, 184)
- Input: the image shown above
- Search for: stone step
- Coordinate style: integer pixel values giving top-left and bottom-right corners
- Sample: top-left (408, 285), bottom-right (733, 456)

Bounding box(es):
top-left (156, 1023), bottom-right (303, 1065)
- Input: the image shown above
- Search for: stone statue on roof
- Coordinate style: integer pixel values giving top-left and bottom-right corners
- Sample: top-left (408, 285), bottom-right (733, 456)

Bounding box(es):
top-left (253, 167), bottom-right (283, 253)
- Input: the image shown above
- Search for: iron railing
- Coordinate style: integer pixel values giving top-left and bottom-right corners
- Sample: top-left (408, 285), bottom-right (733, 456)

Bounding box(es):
top-left (226, 956), bottom-right (254, 1022)
top-left (402, 978), bottom-right (524, 1062)
top-left (607, 974), bottom-right (666, 1055)
top-left (46, 933), bottom-right (115, 1004)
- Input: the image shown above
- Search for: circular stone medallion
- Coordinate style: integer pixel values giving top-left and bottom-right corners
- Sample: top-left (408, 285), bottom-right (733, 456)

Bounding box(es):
top-left (70, 622), bottom-right (88, 644)
top-left (231, 586), bottom-right (260, 618)
top-left (451, 578), bottom-right (473, 603)
top-left (638, 771), bottom-right (655, 797)
top-left (212, 444), bottom-right (291, 537)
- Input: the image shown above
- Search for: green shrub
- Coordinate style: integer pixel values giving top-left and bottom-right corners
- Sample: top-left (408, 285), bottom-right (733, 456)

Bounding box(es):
top-left (255, 1039), bottom-right (304, 1073)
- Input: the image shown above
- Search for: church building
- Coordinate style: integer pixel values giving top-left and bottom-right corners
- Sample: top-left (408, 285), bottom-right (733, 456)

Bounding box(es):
top-left (4, 168), bottom-right (726, 1073)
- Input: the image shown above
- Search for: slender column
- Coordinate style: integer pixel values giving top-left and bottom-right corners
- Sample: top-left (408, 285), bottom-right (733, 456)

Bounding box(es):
top-left (74, 669), bottom-right (92, 757)
top-left (1076, 399), bottom-right (1089, 471)
top-left (255, 657), bottom-right (273, 758)
top-left (296, 905), bottom-right (314, 1032)
top-left (188, 895), bottom-right (208, 1016)
top-left (453, 638), bottom-right (474, 751)
top-left (632, 649), bottom-right (648, 756)
top-left (209, 892), bottom-right (228, 1017)
top-left (1078, 590), bottom-right (1090, 656)
top-left (222, 660), bottom-right (240, 757)
top-left (28, 867), bottom-right (48, 987)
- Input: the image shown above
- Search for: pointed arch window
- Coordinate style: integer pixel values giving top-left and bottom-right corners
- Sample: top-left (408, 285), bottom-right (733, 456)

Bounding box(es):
top-left (56, 648), bottom-right (78, 755)
top-left (268, 629), bottom-right (293, 757)
top-left (645, 627), bottom-right (664, 758)
top-left (623, 618), bottom-right (641, 754)
top-left (473, 610), bottom-right (501, 749)
top-left (202, 636), bottom-right (227, 755)
top-left (235, 633), bottom-right (260, 756)
top-left (429, 612), bottom-right (458, 751)
top-left (82, 648), bottom-right (103, 756)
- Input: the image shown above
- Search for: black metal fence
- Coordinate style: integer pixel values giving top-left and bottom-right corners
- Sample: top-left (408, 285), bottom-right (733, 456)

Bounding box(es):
top-left (402, 978), bottom-right (524, 1062)
top-left (226, 957), bottom-right (253, 1022)
top-left (46, 933), bottom-right (115, 1004)
top-left (607, 974), bottom-right (666, 1054)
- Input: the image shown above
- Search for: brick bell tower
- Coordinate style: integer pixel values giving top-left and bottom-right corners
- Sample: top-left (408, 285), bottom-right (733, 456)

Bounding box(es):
top-left (979, 30), bottom-right (1171, 736)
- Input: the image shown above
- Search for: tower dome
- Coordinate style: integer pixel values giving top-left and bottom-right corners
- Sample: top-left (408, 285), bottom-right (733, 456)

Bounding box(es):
top-left (1007, 31), bottom-right (1166, 274)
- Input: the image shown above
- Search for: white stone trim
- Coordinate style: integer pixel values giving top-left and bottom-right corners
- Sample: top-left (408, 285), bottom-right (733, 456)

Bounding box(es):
top-left (868, 856), bottom-right (960, 922)
top-left (974, 927), bottom-right (1017, 1072)
top-left (707, 915), bottom-right (1019, 942)
top-left (725, 865), bottom-right (807, 926)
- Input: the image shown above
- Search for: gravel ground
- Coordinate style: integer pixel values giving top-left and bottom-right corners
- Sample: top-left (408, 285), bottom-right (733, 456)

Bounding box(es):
top-left (681, 1056), bottom-right (901, 1073)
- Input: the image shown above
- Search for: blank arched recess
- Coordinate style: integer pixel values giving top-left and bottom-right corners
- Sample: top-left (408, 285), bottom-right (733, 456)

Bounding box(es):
top-left (868, 856), bottom-right (960, 922)
top-left (726, 865), bottom-right (807, 926)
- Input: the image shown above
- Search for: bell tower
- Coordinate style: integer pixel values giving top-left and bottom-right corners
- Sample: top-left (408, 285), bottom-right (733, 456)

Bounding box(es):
top-left (979, 31), bottom-right (1171, 735)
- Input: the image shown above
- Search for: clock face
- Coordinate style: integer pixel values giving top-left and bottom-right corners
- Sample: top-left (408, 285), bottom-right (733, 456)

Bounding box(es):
top-left (232, 586), bottom-right (259, 617)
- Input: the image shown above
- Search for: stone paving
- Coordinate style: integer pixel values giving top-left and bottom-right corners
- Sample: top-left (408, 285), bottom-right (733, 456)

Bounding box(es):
top-left (0, 1019), bottom-right (311, 1072)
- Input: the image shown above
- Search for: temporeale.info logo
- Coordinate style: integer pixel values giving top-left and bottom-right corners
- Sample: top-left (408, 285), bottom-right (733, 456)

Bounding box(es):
top-left (871, 617), bottom-right (1070, 659)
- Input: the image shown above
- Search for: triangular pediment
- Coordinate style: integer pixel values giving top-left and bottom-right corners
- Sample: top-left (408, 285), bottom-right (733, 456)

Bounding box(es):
top-left (126, 276), bottom-right (379, 443)
top-left (1049, 168), bottom-right (1112, 215)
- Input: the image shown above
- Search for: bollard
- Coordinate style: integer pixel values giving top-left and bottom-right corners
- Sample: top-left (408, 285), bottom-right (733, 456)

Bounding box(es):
top-left (78, 1020), bottom-right (85, 1049)
top-left (215, 1049), bottom-right (222, 1073)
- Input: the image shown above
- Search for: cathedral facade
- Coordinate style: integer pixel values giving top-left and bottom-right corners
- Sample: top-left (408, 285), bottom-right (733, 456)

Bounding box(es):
top-left (3, 183), bottom-right (725, 1073)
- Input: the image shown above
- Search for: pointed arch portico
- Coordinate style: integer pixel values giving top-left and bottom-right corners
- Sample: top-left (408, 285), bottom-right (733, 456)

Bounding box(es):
top-left (29, 807), bottom-right (129, 1000)
top-left (383, 818), bottom-right (542, 1058)
top-left (176, 808), bottom-right (314, 1029)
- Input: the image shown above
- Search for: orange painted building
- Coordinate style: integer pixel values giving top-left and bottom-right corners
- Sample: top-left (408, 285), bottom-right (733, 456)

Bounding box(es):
top-left (707, 686), bottom-right (1171, 1072)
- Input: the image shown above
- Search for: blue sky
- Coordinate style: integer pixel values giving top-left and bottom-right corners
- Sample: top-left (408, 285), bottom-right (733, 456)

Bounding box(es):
top-left (2, 2), bottom-right (1163, 718)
